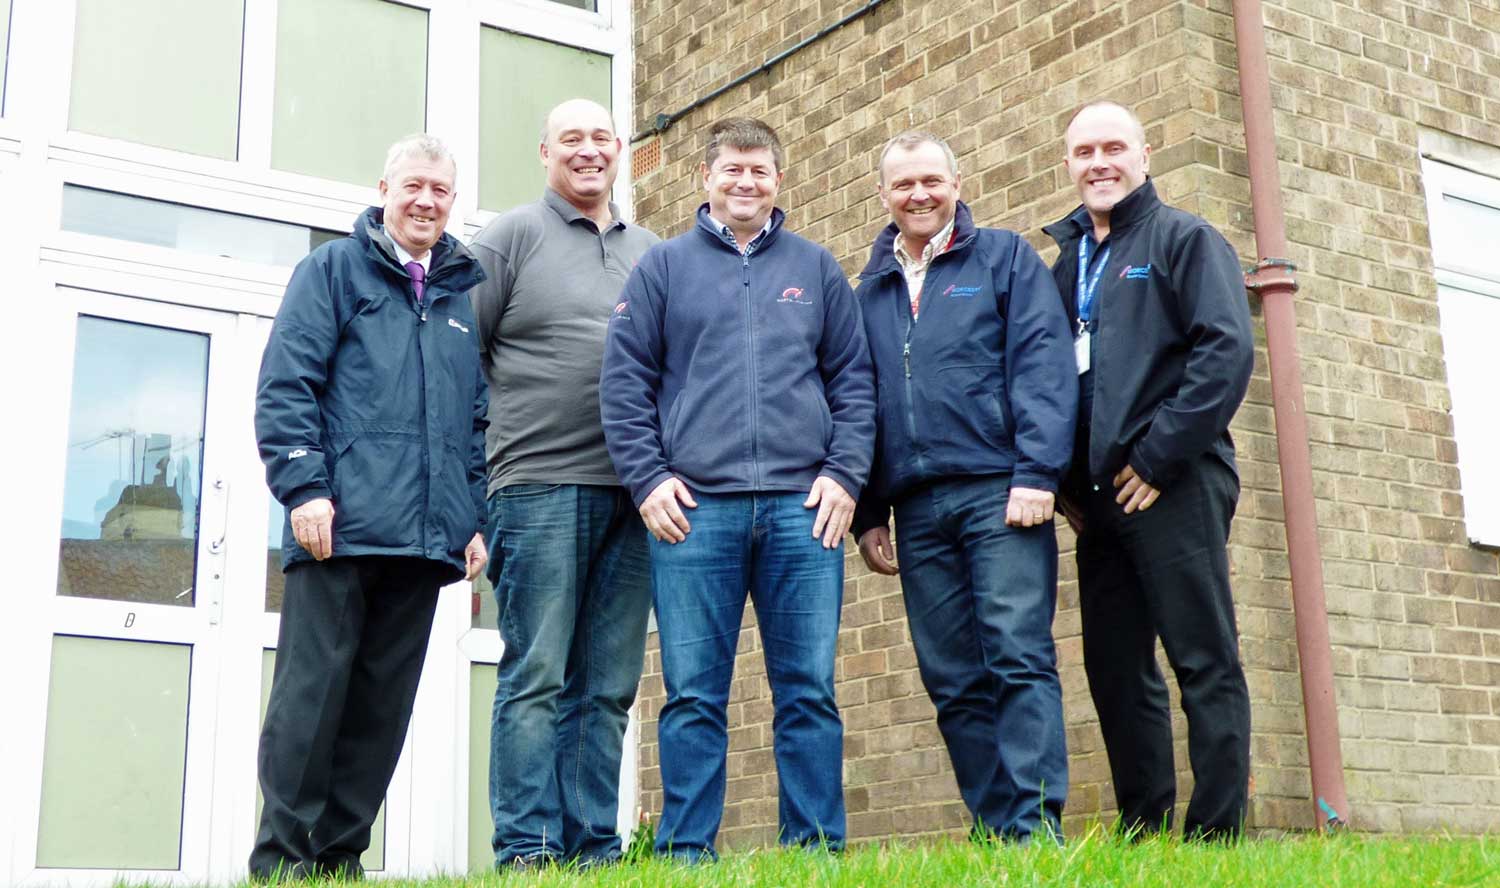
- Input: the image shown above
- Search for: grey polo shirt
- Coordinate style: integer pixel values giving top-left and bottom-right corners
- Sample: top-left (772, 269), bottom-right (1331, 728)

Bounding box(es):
top-left (469, 189), bottom-right (660, 494)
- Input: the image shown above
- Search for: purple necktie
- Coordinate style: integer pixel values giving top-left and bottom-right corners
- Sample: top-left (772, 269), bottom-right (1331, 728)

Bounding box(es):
top-left (404, 261), bottom-right (425, 304)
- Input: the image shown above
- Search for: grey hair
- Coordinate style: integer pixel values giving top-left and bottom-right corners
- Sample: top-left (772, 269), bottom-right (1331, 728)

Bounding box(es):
top-left (382, 133), bottom-right (456, 183)
top-left (877, 131), bottom-right (959, 184)
top-left (1065, 100), bottom-right (1148, 146)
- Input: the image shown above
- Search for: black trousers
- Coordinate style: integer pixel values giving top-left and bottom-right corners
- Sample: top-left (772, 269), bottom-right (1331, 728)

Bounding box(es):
top-left (249, 556), bottom-right (445, 879)
top-left (1068, 455), bottom-right (1251, 839)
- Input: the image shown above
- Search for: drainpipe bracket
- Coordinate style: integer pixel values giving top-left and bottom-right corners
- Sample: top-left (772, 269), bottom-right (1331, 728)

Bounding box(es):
top-left (1245, 257), bottom-right (1299, 294)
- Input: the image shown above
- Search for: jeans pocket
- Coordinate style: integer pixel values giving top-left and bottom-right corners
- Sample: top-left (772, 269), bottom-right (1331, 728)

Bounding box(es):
top-left (497, 483), bottom-right (564, 498)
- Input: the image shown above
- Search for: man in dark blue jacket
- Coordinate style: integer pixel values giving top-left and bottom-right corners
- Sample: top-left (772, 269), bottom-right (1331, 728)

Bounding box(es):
top-left (600, 118), bottom-right (875, 860)
top-left (851, 131), bottom-right (1077, 841)
top-left (251, 134), bottom-right (489, 881)
top-left (1044, 101), bottom-right (1254, 840)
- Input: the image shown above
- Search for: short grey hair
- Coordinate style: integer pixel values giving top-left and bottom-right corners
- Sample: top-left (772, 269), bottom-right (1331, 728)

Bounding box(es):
top-left (382, 133), bottom-right (456, 183)
top-left (877, 131), bottom-right (959, 184)
top-left (1065, 100), bottom-right (1148, 147)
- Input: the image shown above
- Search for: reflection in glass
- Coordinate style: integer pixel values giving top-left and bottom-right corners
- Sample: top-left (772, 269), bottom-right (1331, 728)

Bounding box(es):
top-left (57, 317), bottom-right (208, 606)
top-left (472, 572), bottom-right (498, 630)
top-left (62, 186), bottom-right (343, 267)
top-left (266, 496), bottom-right (286, 613)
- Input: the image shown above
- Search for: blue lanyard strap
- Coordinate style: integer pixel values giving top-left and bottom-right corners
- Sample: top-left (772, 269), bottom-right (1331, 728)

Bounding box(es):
top-left (1076, 237), bottom-right (1111, 328)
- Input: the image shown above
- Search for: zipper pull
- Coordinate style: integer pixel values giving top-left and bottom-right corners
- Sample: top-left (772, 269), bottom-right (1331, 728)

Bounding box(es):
top-left (903, 341), bottom-right (911, 378)
top-left (420, 308), bottom-right (427, 323)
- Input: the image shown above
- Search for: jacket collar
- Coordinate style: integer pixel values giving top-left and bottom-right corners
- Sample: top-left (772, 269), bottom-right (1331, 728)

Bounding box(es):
top-left (356, 206), bottom-right (484, 294)
top-left (694, 203), bottom-right (785, 253)
top-left (543, 187), bottom-right (623, 232)
top-left (1043, 177), bottom-right (1161, 247)
top-left (859, 200), bottom-right (977, 280)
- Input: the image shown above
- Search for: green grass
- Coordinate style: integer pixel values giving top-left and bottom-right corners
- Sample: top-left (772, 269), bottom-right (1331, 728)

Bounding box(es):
top-left (227, 829), bottom-right (1496, 888)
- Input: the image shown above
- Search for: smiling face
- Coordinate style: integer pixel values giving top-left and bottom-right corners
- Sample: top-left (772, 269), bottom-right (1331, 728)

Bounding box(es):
top-left (378, 153), bottom-right (456, 259)
top-left (1064, 103), bottom-right (1151, 226)
top-left (542, 99), bottom-right (621, 212)
top-left (879, 140), bottom-right (961, 251)
top-left (702, 145), bottom-right (783, 239)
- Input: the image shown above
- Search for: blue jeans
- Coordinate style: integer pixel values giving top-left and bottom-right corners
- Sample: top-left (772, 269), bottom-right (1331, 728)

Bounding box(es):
top-left (487, 484), bottom-right (651, 865)
top-left (650, 492), bottom-right (846, 860)
top-left (893, 475), bottom-right (1067, 839)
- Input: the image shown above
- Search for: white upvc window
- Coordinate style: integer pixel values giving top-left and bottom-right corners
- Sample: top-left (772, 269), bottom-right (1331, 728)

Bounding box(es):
top-left (1421, 153), bottom-right (1500, 548)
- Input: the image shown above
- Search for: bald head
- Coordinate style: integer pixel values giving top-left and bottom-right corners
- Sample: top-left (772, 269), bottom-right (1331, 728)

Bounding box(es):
top-left (1063, 101), bottom-right (1152, 228)
top-left (1064, 101), bottom-right (1147, 150)
top-left (540, 98), bottom-right (621, 214)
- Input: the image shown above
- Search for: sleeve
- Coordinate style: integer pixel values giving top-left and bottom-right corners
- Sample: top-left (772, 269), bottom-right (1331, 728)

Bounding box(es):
top-left (468, 240), bottom-right (514, 365)
top-left (1128, 224), bottom-right (1254, 488)
top-left (469, 357), bottom-right (490, 535)
top-left (816, 253), bottom-right (877, 497)
top-left (255, 254), bottom-right (340, 510)
top-left (599, 250), bottom-right (674, 507)
top-left (1001, 237), bottom-right (1078, 493)
top-left (851, 428), bottom-right (891, 538)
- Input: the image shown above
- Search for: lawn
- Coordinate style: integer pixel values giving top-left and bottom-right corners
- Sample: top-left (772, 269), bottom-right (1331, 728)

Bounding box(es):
top-left (240, 829), bottom-right (1497, 888)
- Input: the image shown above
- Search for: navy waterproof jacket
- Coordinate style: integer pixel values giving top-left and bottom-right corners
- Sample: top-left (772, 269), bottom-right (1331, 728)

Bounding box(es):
top-left (600, 205), bottom-right (876, 507)
top-left (1042, 179), bottom-right (1253, 490)
top-left (851, 202), bottom-right (1077, 537)
top-left (256, 207), bottom-right (489, 580)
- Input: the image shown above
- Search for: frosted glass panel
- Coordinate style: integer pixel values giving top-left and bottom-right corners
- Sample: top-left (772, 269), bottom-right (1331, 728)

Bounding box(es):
top-left (272, 0), bottom-right (427, 186)
top-left (37, 637), bottom-right (190, 869)
top-left (258, 650), bottom-right (385, 870)
top-left (68, 0), bottom-right (243, 158)
top-left (479, 28), bottom-right (611, 212)
top-left (469, 663), bottom-right (495, 872)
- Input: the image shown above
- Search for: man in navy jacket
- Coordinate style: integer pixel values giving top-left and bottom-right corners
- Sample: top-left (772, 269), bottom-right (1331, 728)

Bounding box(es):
top-left (251, 135), bottom-right (489, 880)
top-left (601, 118), bottom-right (874, 860)
top-left (1044, 101), bottom-right (1254, 840)
top-left (851, 131), bottom-right (1077, 841)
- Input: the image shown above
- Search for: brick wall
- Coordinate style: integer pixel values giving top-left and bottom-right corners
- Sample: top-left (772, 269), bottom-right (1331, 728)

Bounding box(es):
top-left (629, 0), bottom-right (1500, 845)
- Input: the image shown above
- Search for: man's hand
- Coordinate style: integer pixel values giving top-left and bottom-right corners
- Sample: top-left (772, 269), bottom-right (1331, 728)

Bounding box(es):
top-left (805, 476), bottom-right (856, 549)
top-left (857, 527), bottom-right (899, 575)
top-left (1113, 464), bottom-right (1161, 514)
top-left (1005, 487), bottom-right (1056, 528)
top-left (464, 533), bottom-right (488, 581)
top-left (290, 497), bottom-right (336, 560)
top-left (640, 477), bottom-right (697, 543)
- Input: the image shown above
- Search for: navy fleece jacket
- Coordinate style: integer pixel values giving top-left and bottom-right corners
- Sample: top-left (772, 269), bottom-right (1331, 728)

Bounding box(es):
top-left (851, 202), bottom-right (1077, 536)
top-left (600, 206), bottom-right (876, 507)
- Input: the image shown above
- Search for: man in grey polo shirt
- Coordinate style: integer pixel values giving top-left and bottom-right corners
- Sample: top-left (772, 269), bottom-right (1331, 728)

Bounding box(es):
top-left (469, 98), bottom-right (659, 870)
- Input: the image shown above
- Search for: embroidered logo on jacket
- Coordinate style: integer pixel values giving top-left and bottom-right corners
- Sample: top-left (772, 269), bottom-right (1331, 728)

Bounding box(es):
top-left (448, 317), bottom-right (470, 333)
top-left (288, 449), bottom-right (308, 460)
top-left (778, 287), bottom-right (813, 305)
top-left (943, 284), bottom-right (983, 299)
top-left (612, 300), bottom-right (631, 320)
top-left (1119, 264), bottom-right (1152, 280)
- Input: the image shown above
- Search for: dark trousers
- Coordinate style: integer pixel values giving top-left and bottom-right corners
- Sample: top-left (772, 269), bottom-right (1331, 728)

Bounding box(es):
top-left (1070, 455), bottom-right (1251, 839)
top-left (249, 556), bottom-right (444, 879)
top-left (893, 476), bottom-right (1067, 839)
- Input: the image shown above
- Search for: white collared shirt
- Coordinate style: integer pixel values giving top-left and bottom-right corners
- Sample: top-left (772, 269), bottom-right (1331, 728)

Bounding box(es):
top-left (390, 237), bottom-right (430, 274)
top-left (894, 216), bottom-right (956, 319)
top-left (709, 213), bottom-right (774, 254)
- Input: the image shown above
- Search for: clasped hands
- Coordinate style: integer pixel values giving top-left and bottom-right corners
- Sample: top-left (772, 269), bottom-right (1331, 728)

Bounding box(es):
top-left (638, 475), bottom-right (854, 549)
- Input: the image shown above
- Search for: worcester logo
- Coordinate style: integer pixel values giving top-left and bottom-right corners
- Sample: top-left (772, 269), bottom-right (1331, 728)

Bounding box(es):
top-left (778, 286), bottom-right (813, 305)
top-left (1119, 264), bottom-right (1152, 280)
top-left (611, 300), bottom-right (631, 320)
top-left (943, 283), bottom-right (983, 299)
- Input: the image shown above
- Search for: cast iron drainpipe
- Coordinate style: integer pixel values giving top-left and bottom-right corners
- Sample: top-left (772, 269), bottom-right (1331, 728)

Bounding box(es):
top-left (1233, 0), bottom-right (1350, 830)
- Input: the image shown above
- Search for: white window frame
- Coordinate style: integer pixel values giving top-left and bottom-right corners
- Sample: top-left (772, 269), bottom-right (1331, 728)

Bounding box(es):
top-left (1420, 155), bottom-right (1500, 548)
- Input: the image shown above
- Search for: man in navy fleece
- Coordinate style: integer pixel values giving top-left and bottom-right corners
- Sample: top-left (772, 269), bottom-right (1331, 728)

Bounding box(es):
top-left (600, 117), bottom-right (874, 861)
top-left (851, 131), bottom-right (1077, 841)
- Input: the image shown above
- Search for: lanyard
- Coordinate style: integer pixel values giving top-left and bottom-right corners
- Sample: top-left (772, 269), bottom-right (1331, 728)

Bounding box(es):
top-left (1076, 237), bottom-right (1110, 333)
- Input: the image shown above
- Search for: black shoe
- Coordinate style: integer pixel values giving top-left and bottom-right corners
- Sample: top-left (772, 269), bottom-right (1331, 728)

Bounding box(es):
top-left (316, 856), bottom-right (367, 881)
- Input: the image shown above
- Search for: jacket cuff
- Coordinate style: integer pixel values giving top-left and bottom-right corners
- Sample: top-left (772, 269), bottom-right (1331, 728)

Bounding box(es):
top-left (630, 470), bottom-right (676, 510)
top-left (285, 484), bottom-right (333, 511)
top-left (818, 469), bottom-right (861, 502)
top-left (851, 499), bottom-right (890, 541)
top-left (1010, 471), bottom-right (1058, 494)
top-left (1126, 442), bottom-right (1181, 490)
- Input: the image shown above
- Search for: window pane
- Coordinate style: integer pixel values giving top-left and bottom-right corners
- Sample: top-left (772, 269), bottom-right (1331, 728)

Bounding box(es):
top-left (1437, 284), bottom-right (1500, 545)
top-left (1435, 194), bottom-right (1500, 282)
top-left (68, 0), bottom-right (243, 159)
top-left (37, 637), bottom-right (190, 870)
top-left (265, 496), bottom-right (286, 612)
top-left (62, 186), bottom-right (343, 267)
top-left (479, 28), bottom-right (611, 212)
top-left (273, 0), bottom-right (427, 186)
top-left (547, 0), bottom-right (597, 9)
top-left (468, 663), bottom-right (495, 873)
top-left (57, 317), bottom-right (208, 607)
top-left (1, 0), bottom-right (12, 114)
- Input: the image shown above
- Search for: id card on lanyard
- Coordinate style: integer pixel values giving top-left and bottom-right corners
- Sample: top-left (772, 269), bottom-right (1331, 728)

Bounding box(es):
top-left (1075, 237), bottom-right (1110, 375)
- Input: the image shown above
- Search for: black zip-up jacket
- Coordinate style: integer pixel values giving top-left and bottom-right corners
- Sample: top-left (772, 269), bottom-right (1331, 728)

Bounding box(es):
top-left (1042, 179), bottom-right (1253, 490)
top-left (256, 207), bottom-right (489, 580)
top-left (851, 202), bottom-right (1076, 537)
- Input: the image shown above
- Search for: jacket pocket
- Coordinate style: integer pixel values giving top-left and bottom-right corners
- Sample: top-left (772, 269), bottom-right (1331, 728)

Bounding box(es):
top-left (328, 425), bottom-right (424, 550)
top-left (934, 364), bottom-right (1008, 448)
